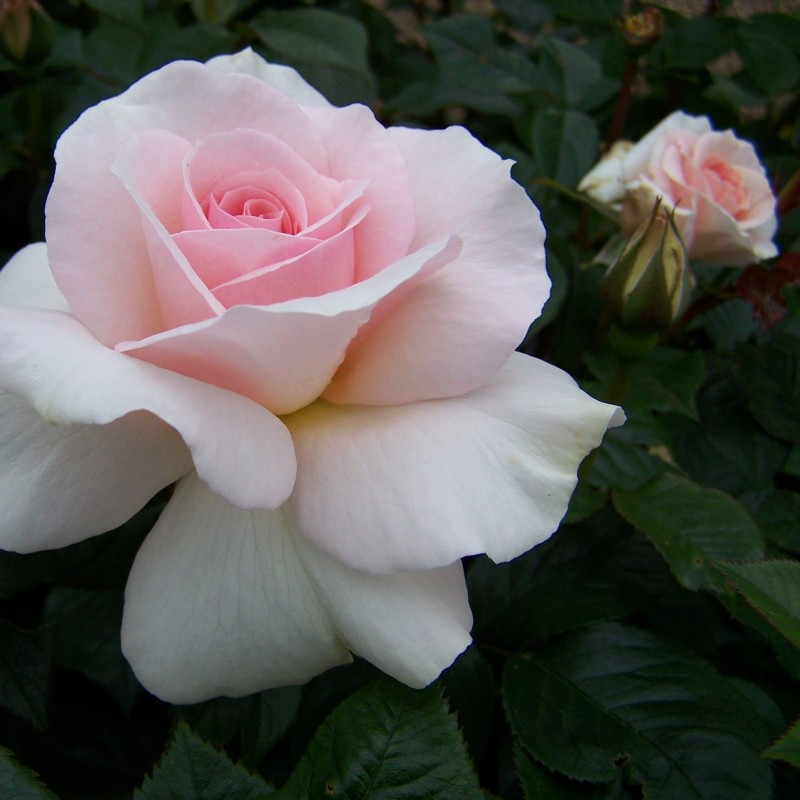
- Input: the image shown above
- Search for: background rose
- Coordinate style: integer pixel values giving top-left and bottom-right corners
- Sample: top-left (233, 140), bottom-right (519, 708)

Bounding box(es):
top-left (0, 50), bottom-right (621, 703)
top-left (579, 111), bottom-right (778, 266)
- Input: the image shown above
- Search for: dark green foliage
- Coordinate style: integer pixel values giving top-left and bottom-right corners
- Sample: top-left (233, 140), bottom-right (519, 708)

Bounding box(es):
top-left (504, 624), bottom-right (780, 799)
top-left (275, 678), bottom-right (482, 799)
top-left (135, 723), bottom-right (271, 800)
top-left (0, 1), bottom-right (798, 798)
top-left (614, 473), bottom-right (764, 592)
top-left (0, 746), bottom-right (57, 800)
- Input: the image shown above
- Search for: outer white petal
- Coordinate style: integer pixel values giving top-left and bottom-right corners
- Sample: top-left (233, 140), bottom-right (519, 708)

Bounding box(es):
top-left (288, 353), bottom-right (623, 574)
top-left (206, 48), bottom-right (331, 107)
top-left (0, 392), bottom-right (190, 552)
top-left (294, 534), bottom-right (472, 689)
top-left (121, 472), bottom-right (350, 703)
top-left (0, 244), bottom-right (69, 312)
top-left (0, 307), bottom-right (296, 510)
top-left (690, 192), bottom-right (768, 266)
top-left (122, 473), bottom-right (472, 702)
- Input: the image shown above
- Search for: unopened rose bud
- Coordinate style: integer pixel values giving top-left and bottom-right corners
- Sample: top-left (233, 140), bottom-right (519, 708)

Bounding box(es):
top-left (603, 199), bottom-right (693, 335)
top-left (0, 0), bottom-right (51, 65)
top-left (620, 7), bottom-right (664, 49)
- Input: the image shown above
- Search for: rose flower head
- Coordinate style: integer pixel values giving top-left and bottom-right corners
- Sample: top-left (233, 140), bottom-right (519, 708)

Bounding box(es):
top-left (579, 111), bottom-right (778, 266)
top-left (0, 50), bottom-right (622, 704)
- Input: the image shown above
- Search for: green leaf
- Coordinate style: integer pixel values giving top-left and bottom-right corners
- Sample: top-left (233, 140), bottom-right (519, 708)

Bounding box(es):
top-left (425, 16), bottom-right (538, 96)
top-left (516, 745), bottom-right (579, 800)
top-left (764, 716), bottom-right (800, 768)
top-left (442, 648), bottom-right (494, 764)
top-left (699, 299), bottom-right (759, 354)
top-left (504, 623), bottom-right (776, 799)
top-left (275, 678), bottom-right (482, 800)
top-left (664, 367), bottom-right (789, 495)
top-left (529, 109), bottom-right (599, 188)
top-left (733, 601), bottom-right (800, 680)
top-left (44, 587), bottom-right (140, 714)
top-left (83, 19), bottom-right (144, 87)
top-left (0, 550), bottom-right (57, 599)
top-left (539, 0), bottom-right (621, 24)
top-left (189, 0), bottom-right (238, 25)
top-left (0, 747), bottom-right (57, 799)
top-left (82, 0), bottom-right (144, 26)
top-left (718, 560), bottom-right (800, 648)
top-left (494, 0), bottom-right (552, 34)
top-left (585, 348), bottom-right (705, 420)
top-left (389, 16), bottom-right (537, 116)
top-left (142, 23), bottom-right (237, 74)
top-left (469, 512), bottom-right (672, 643)
top-left (588, 429), bottom-right (675, 491)
top-left (136, 723), bottom-right (271, 800)
top-left (516, 745), bottom-right (632, 799)
top-left (179, 686), bottom-right (302, 770)
top-left (250, 9), bottom-right (373, 105)
top-left (662, 17), bottom-right (737, 70)
top-left (537, 38), bottom-right (618, 111)
top-left (735, 335), bottom-right (800, 443)
top-left (784, 444), bottom-right (800, 479)
top-left (516, 745), bottom-right (639, 799)
top-left (563, 481), bottom-right (607, 523)
top-left (52, 500), bottom-right (164, 590)
top-left (755, 490), bottom-right (800, 554)
top-left (0, 621), bottom-right (52, 729)
top-left (613, 473), bottom-right (764, 592)
top-left (704, 73), bottom-right (770, 114)
top-left (736, 18), bottom-right (800, 96)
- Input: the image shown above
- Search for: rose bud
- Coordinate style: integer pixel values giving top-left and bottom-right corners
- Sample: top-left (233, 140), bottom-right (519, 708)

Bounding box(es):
top-left (603, 198), bottom-right (693, 336)
top-left (0, 0), bottom-right (52, 65)
top-left (620, 7), bottom-right (664, 49)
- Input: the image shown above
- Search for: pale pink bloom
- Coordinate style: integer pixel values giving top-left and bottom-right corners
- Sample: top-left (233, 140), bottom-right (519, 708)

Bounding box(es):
top-left (579, 111), bottom-right (778, 266)
top-left (0, 50), bottom-right (621, 703)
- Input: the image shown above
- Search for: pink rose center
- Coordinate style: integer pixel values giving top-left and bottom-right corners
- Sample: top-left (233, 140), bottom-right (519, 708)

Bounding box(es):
top-left (702, 157), bottom-right (749, 219)
top-left (209, 186), bottom-right (297, 234)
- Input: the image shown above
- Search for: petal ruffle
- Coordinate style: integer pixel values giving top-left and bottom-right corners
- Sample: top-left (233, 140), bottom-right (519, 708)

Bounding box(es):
top-left (622, 111), bottom-right (711, 181)
top-left (288, 353), bottom-right (623, 574)
top-left (121, 472), bottom-right (472, 703)
top-left (0, 306), bottom-right (296, 510)
top-left (118, 237), bottom-right (461, 415)
top-left (305, 103), bottom-right (416, 281)
top-left (691, 193), bottom-right (768, 266)
top-left (324, 125), bottom-right (550, 406)
top-left (111, 130), bottom-right (225, 329)
top-left (0, 392), bottom-right (190, 552)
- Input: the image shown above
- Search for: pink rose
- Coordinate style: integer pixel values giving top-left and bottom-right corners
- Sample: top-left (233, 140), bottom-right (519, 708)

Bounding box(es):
top-left (579, 111), bottom-right (778, 266)
top-left (0, 50), bottom-right (621, 703)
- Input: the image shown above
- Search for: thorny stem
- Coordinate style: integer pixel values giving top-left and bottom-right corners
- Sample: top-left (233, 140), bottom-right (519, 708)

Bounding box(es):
top-left (606, 56), bottom-right (638, 145)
